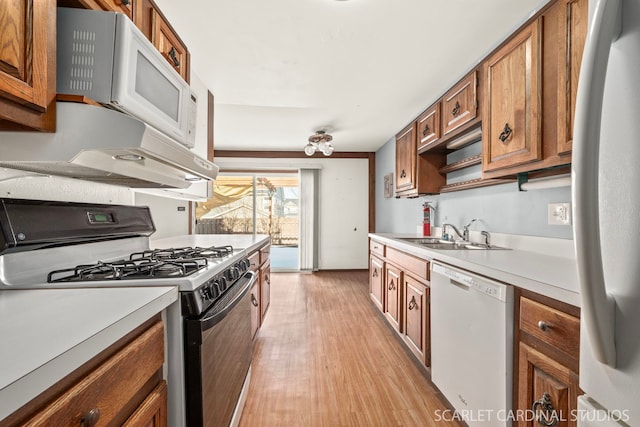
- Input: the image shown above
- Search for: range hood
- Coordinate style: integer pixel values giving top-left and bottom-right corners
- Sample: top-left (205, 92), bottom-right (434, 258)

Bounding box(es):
top-left (0, 102), bottom-right (219, 189)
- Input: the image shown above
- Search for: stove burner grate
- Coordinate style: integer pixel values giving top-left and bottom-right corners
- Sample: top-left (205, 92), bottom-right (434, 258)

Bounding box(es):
top-left (46, 245), bottom-right (233, 283)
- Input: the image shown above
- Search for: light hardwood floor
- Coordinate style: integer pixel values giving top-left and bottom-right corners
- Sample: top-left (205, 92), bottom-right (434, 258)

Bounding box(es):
top-left (239, 271), bottom-right (462, 427)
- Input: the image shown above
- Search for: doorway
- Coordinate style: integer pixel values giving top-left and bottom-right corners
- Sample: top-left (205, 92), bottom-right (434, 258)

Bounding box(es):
top-left (195, 173), bottom-right (300, 271)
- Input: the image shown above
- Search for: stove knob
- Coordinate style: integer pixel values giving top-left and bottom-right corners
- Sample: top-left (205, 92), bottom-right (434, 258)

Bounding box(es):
top-left (217, 277), bottom-right (228, 292)
top-left (224, 268), bottom-right (239, 281)
top-left (201, 286), bottom-right (212, 300)
top-left (239, 259), bottom-right (250, 272)
top-left (209, 283), bottom-right (220, 299)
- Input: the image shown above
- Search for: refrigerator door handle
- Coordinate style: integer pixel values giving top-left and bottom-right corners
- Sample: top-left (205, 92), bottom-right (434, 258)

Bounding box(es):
top-left (572, 0), bottom-right (621, 367)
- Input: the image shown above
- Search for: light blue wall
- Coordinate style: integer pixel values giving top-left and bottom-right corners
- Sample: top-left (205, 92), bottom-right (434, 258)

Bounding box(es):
top-left (375, 137), bottom-right (573, 239)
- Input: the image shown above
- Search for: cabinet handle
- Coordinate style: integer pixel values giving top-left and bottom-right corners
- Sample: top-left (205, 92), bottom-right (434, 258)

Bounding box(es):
top-left (119, 0), bottom-right (131, 5)
top-left (388, 280), bottom-right (395, 291)
top-left (81, 408), bottom-right (100, 427)
top-left (400, 169), bottom-right (406, 178)
top-left (498, 123), bottom-right (513, 143)
top-left (451, 101), bottom-right (461, 117)
top-left (251, 294), bottom-right (259, 307)
top-left (408, 296), bottom-right (417, 310)
top-left (422, 124), bottom-right (430, 136)
top-left (372, 268), bottom-right (378, 278)
top-left (537, 320), bottom-right (551, 331)
top-left (532, 392), bottom-right (559, 426)
top-left (265, 274), bottom-right (270, 284)
top-left (168, 47), bottom-right (181, 68)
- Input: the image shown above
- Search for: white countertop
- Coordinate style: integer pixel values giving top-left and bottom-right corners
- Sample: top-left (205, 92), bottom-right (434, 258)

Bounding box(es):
top-left (370, 233), bottom-right (580, 307)
top-left (151, 234), bottom-right (270, 255)
top-left (0, 286), bottom-right (178, 421)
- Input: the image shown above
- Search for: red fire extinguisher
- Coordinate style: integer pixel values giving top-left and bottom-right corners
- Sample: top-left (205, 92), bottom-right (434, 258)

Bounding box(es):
top-left (423, 203), bottom-right (431, 236)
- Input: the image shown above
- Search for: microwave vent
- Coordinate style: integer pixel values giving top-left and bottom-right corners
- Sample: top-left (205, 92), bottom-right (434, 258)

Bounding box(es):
top-left (68, 30), bottom-right (96, 92)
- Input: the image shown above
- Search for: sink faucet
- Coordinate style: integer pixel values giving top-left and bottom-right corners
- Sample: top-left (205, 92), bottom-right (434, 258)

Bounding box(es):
top-left (442, 223), bottom-right (464, 241)
top-left (462, 219), bottom-right (477, 241)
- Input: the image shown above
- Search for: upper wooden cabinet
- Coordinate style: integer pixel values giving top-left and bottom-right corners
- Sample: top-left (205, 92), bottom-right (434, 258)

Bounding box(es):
top-left (395, 122), bottom-right (445, 198)
top-left (442, 71), bottom-right (478, 137)
top-left (395, 123), bottom-right (417, 193)
top-left (417, 104), bottom-right (441, 152)
top-left (556, 0), bottom-right (588, 156)
top-left (134, 0), bottom-right (190, 83)
top-left (483, 20), bottom-right (542, 173)
top-left (0, 0), bottom-right (56, 131)
top-left (482, 0), bottom-right (588, 178)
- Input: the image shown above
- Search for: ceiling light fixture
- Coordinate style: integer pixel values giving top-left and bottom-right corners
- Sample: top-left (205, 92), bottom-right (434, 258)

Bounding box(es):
top-left (304, 130), bottom-right (334, 156)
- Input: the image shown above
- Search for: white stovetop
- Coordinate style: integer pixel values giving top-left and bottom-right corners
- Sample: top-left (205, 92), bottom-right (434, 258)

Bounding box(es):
top-left (371, 232), bottom-right (580, 307)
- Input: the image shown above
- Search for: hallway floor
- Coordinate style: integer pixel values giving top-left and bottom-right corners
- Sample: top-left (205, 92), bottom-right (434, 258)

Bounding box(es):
top-left (239, 271), bottom-right (461, 427)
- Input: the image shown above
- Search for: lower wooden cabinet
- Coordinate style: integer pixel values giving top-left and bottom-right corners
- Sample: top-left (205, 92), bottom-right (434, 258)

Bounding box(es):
top-left (260, 263), bottom-right (271, 320)
top-left (384, 264), bottom-right (402, 332)
top-left (517, 343), bottom-right (579, 427)
top-left (403, 274), bottom-right (429, 366)
top-left (369, 255), bottom-right (385, 311)
top-left (250, 277), bottom-right (261, 339)
top-left (4, 319), bottom-right (166, 427)
top-left (248, 241), bottom-right (271, 340)
top-left (369, 239), bottom-right (431, 368)
top-left (515, 293), bottom-right (581, 427)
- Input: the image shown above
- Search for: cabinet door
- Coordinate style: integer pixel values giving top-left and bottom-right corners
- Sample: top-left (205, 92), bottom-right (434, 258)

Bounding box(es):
top-left (369, 255), bottom-right (385, 312)
top-left (518, 343), bottom-right (580, 427)
top-left (122, 380), bottom-right (167, 427)
top-left (442, 70), bottom-right (478, 136)
top-left (152, 9), bottom-right (190, 82)
top-left (0, 0), bottom-right (55, 131)
top-left (260, 264), bottom-right (271, 320)
top-left (384, 264), bottom-right (402, 332)
top-left (395, 123), bottom-right (416, 192)
top-left (483, 21), bottom-right (541, 173)
top-left (403, 275), bottom-right (429, 366)
top-left (556, 0), bottom-right (588, 155)
top-left (417, 104), bottom-right (441, 151)
top-left (250, 279), bottom-right (260, 339)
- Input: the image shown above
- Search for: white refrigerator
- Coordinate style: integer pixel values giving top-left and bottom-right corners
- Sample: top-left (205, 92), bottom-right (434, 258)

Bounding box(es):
top-left (572, 0), bottom-right (640, 425)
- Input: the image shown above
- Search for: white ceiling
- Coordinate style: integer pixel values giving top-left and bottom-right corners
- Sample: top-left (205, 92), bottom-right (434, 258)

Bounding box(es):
top-left (154, 0), bottom-right (548, 153)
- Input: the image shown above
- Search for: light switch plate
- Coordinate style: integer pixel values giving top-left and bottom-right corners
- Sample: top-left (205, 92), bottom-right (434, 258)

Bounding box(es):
top-left (548, 203), bottom-right (571, 225)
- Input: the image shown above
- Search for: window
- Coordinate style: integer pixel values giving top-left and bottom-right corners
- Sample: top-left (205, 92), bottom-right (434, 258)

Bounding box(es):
top-left (195, 173), bottom-right (300, 270)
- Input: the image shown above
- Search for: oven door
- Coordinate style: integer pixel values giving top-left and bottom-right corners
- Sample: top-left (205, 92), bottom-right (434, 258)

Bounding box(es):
top-left (184, 271), bottom-right (256, 427)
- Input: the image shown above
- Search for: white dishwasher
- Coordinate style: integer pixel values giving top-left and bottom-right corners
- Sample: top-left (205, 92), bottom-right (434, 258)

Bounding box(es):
top-left (431, 262), bottom-right (514, 426)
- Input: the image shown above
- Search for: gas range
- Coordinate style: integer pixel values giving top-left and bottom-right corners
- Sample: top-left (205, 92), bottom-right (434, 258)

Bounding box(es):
top-left (0, 198), bottom-right (249, 315)
top-left (0, 198), bottom-right (260, 427)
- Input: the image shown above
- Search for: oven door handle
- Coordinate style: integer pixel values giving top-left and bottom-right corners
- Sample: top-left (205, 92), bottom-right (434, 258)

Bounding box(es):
top-left (197, 271), bottom-right (257, 332)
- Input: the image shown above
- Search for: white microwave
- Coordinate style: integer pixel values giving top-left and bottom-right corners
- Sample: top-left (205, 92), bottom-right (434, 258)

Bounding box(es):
top-left (57, 7), bottom-right (197, 148)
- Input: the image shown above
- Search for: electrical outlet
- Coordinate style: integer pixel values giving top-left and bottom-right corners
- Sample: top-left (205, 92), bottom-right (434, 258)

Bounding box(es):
top-left (548, 203), bottom-right (571, 225)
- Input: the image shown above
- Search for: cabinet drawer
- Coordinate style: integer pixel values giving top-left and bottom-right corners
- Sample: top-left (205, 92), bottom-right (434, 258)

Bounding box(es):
top-left (369, 240), bottom-right (385, 257)
top-left (520, 297), bottom-right (579, 358)
top-left (260, 244), bottom-right (271, 265)
top-left (442, 70), bottom-right (477, 136)
top-left (386, 247), bottom-right (429, 281)
top-left (22, 321), bottom-right (164, 426)
top-left (248, 251), bottom-right (260, 272)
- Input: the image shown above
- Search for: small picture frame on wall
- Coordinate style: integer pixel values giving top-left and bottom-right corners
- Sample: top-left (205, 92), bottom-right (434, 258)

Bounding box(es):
top-left (384, 173), bottom-right (393, 198)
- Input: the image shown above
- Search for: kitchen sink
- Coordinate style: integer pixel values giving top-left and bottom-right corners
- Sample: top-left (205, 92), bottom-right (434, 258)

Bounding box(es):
top-left (397, 237), bottom-right (509, 250)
